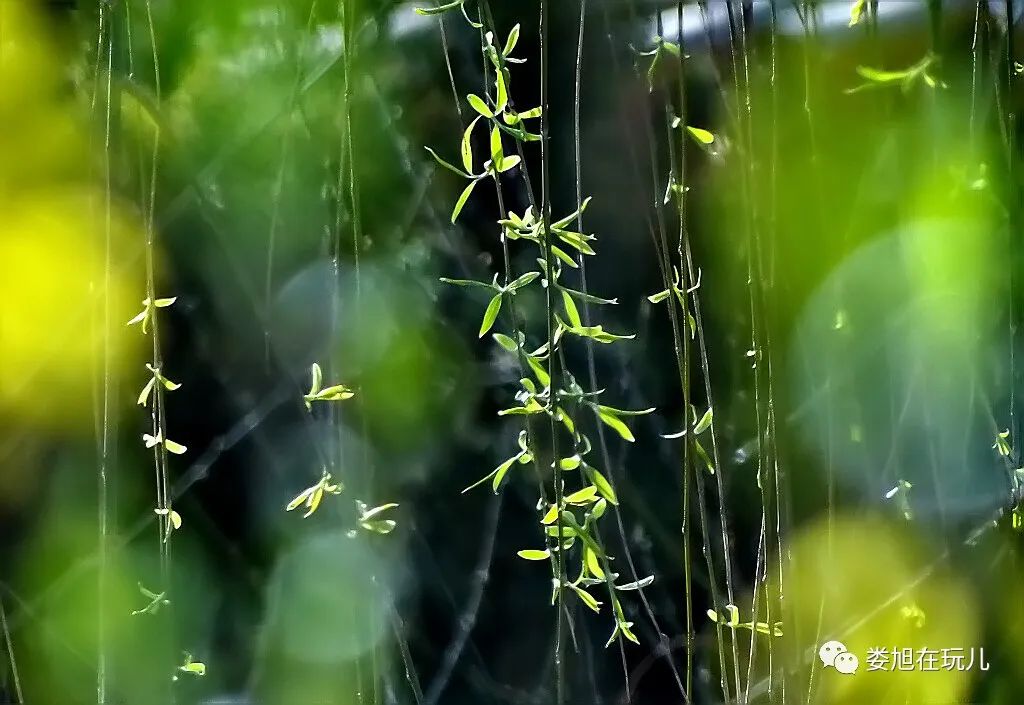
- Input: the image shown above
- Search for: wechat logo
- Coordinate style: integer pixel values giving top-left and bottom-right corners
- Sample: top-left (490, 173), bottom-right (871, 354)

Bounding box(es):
top-left (819, 640), bottom-right (859, 675)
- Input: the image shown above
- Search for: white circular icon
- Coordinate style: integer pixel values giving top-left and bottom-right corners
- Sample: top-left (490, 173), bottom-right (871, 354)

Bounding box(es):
top-left (819, 640), bottom-right (847, 668)
top-left (834, 651), bottom-right (860, 674)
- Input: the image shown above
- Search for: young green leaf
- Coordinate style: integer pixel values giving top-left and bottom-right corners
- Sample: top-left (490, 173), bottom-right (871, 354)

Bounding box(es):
top-left (572, 324), bottom-right (634, 344)
top-left (598, 409), bottom-right (635, 442)
top-left (647, 288), bottom-right (672, 304)
top-left (556, 230), bottom-right (597, 256)
top-left (619, 621), bottom-right (640, 645)
top-left (497, 155), bottom-right (521, 173)
top-left (585, 466), bottom-right (619, 505)
top-left (551, 245), bottom-right (579, 268)
top-left (307, 486), bottom-right (325, 517)
top-left (137, 377), bottom-right (157, 406)
top-left (545, 525), bottom-right (578, 539)
top-left (694, 407), bottom-right (713, 435)
top-left (503, 23), bottom-right (521, 56)
top-left (452, 178), bottom-right (480, 223)
top-left (517, 549), bottom-right (551, 561)
top-left (286, 471), bottom-right (343, 518)
top-left (562, 290), bottom-right (582, 328)
top-left (571, 584), bottom-right (602, 613)
top-left (164, 438), bottom-right (187, 455)
top-left (491, 453), bottom-right (519, 492)
top-left (727, 608), bottom-right (748, 631)
top-left (461, 116), bottom-right (480, 172)
top-left (559, 455), bottom-right (581, 471)
top-left (309, 362), bottom-right (323, 396)
top-left (489, 125), bottom-right (504, 166)
top-left (357, 501), bottom-right (399, 534)
top-left (439, 277), bottom-right (495, 290)
top-left (492, 333), bottom-right (519, 352)
top-left (506, 271), bottom-right (539, 291)
top-left (286, 489), bottom-right (313, 512)
top-left (315, 385), bottom-right (356, 402)
top-left (466, 94), bottom-right (493, 119)
top-left (598, 405), bottom-right (655, 417)
top-left (995, 429), bottom-right (1012, 457)
top-left (526, 355), bottom-right (551, 388)
top-left (425, 146), bottom-right (471, 178)
top-left (131, 584), bottom-right (170, 616)
top-left (694, 440), bottom-right (715, 475)
top-left (560, 287), bottom-right (617, 305)
top-left (360, 503), bottom-right (399, 521)
top-left (127, 308), bottom-right (149, 328)
top-left (856, 65), bottom-right (912, 82)
top-left (479, 293), bottom-right (503, 338)
top-left (556, 407), bottom-right (575, 435)
top-left (585, 545), bottom-right (606, 579)
top-left (616, 575), bottom-right (655, 591)
top-left (753, 622), bottom-right (784, 637)
top-left (178, 657), bottom-right (207, 677)
top-left (414, 0), bottom-right (463, 16)
top-left (685, 126), bottom-right (715, 145)
top-left (459, 1), bottom-right (481, 27)
top-left (708, 604), bottom-right (741, 627)
top-left (849, 0), bottom-right (867, 26)
top-left (361, 519), bottom-right (397, 534)
top-left (565, 485), bottom-right (599, 505)
top-left (495, 70), bottom-right (509, 113)
top-left (463, 453), bottom-right (516, 494)
top-left (552, 197), bottom-right (593, 230)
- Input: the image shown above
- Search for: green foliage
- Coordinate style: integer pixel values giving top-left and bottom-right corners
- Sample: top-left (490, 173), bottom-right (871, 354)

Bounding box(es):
top-left (425, 23), bottom-right (542, 224)
top-left (356, 501), bottom-right (399, 535)
top-left (152, 508), bottom-right (183, 543)
top-left (137, 364), bottom-right (180, 407)
top-left (131, 584), bottom-right (170, 617)
top-left (142, 431), bottom-right (187, 456)
top-left (994, 429), bottom-right (1012, 458)
top-left (707, 605), bottom-right (783, 638)
top-left (174, 653), bottom-right (207, 680)
top-left (126, 296), bottom-right (176, 335)
top-left (849, 0), bottom-right (868, 27)
top-left (637, 35), bottom-right (682, 92)
top-left (846, 53), bottom-right (945, 93)
top-left (425, 7), bottom-right (659, 654)
top-left (670, 116), bottom-right (716, 148)
top-left (285, 469), bottom-right (344, 518)
top-left (303, 362), bottom-right (356, 411)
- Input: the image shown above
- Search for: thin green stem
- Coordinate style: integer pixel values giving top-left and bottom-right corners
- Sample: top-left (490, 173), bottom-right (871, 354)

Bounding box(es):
top-left (538, 4), bottom-right (566, 702)
top-left (1, 595), bottom-right (22, 703)
top-left (98, 8), bottom-right (114, 701)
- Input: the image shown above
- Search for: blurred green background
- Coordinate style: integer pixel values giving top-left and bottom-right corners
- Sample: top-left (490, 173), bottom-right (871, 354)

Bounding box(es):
top-left (3, 1), bottom-right (1024, 703)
